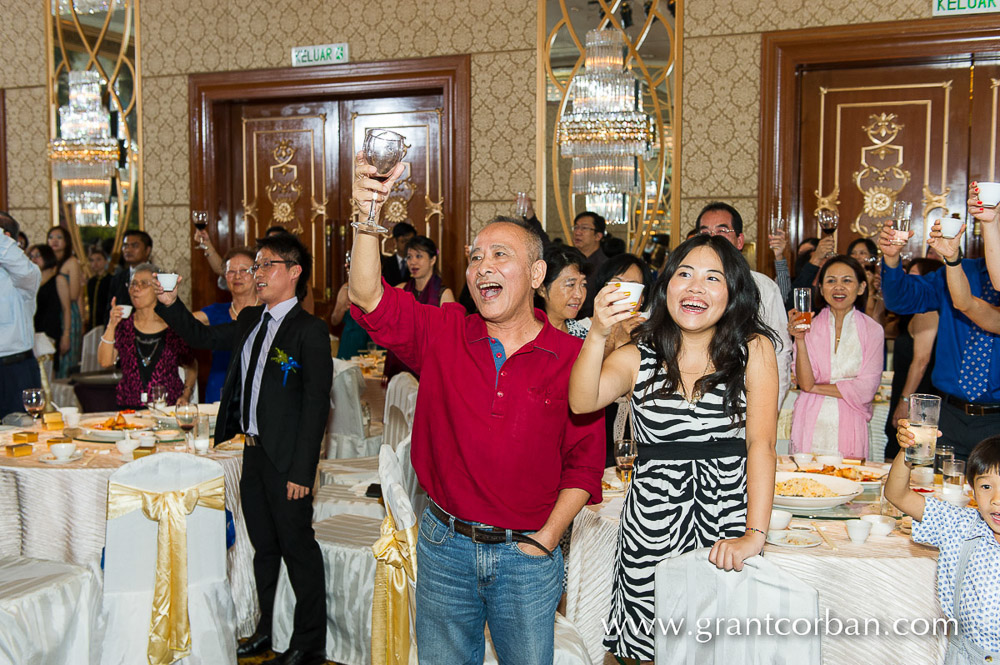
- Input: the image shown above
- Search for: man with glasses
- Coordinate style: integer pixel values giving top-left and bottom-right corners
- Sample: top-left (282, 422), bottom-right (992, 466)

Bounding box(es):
top-left (0, 211), bottom-right (41, 417)
top-left (108, 229), bottom-right (153, 309)
top-left (155, 234), bottom-right (332, 665)
top-left (573, 211), bottom-right (608, 317)
top-left (697, 201), bottom-right (793, 406)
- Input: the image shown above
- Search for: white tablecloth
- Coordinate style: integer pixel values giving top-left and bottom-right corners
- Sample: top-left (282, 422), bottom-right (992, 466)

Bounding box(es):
top-left (0, 556), bottom-right (102, 665)
top-left (778, 390), bottom-right (891, 461)
top-left (565, 483), bottom-right (946, 665)
top-left (0, 424), bottom-right (258, 638)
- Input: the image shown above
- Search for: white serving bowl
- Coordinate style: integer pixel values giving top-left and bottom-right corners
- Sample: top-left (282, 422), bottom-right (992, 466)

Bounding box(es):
top-left (815, 454), bottom-right (844, 467)
top-left (770, 509), bottom-right (793, 530)
top-left (861, 514), bottom-right (895, 537)
top-left (791, 452), bottom-right (814, 467)
top-left (773, 471), bottom-right (863, 510)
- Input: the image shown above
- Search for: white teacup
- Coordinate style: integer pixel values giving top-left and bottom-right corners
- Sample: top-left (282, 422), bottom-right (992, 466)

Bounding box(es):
top-left (156, 273), bottom-right (180, 291)
top-left (64, 413), bottom-right (81, 428)
top-left (861, 514), bottom-right (895, 537)
top-left (58, 406), bottom-right (79, 418)
top-left (770, 509), bottom-right (793, 531)
top-left (137, 432), bottom-right (156, 448)
top-left (978, 181), bottom-right (1000, 208)
top-left (613, 281), bottom-right (645, 313)
top-left (938, 216), bottom-right (965, 239)
top-left (845, 519), bottom-right (872, 544)
top-left (791, 452), bottom-right (814, 468)
top-left (50, 442), bottom-right (77, 461)
top-left (815, 454), bottom-right (843, 467)
top-left (115, 437), bottom-right (140, 459)
top-left (118, 304), bottom-right (133, 318)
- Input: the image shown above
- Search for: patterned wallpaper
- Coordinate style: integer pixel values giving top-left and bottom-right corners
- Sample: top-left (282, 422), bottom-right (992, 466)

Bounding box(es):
top-left (680, 0), bottom-right (930, 238)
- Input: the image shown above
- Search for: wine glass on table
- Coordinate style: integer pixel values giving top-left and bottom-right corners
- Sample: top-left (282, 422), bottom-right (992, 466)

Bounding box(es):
top-left (817, 210), bottom-right (839, 258)
top-left (353, 129), bottom-right (406, 234)
top-left (615, 439), bottom-right (638, 488)
top-left (192, 211), bottom-right (209, 250)
top-left (22, 388), bottom-right (45, 423)
top-left (175, 404), bottom-right (199, 449)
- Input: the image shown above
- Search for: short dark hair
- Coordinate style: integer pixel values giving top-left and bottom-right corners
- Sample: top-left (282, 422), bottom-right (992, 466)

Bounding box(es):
top-left (847, 237), bottom-right (878, 258)
top-left (480, 216), bottom-right (544, 263)
top-left (603, 235), bottom-right (626, 257)
top-left (224, 246), bottom-right (256, 264)
top-left (573, 211), bottom-right (606, 236)
top-left (87, 243), bottom-right (108, 259)
top-left (391, 222), bottom-right (417, 239)
top-left (908, 257), bottom-right (944, 276)
top-left (405, 235), bottom-right (438, 258)
top-left (28, 244), bottom-right (58, 270)
top-left (124, 229), bottom-right (153, 250)
top-left (817, 254), bottom-right (869, 313)
top-left (967, 435), bottom-right (1000, 487)
top-left (256, 232), bottom-right (312, 300)
top-left (696, 202), bottom-right (744, 236)
top-left (0, 211), bottom-right (19, 238)
top-left (540, 243), bottom-right (588, 291)
top-left (799, 237), bottom-right (820, 250)
top-left (594, 252), bottom-right (652, 312)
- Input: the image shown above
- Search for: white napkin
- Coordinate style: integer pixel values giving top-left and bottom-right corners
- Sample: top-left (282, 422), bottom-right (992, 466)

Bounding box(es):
top-left (599, 497), bottom-right (625, 518)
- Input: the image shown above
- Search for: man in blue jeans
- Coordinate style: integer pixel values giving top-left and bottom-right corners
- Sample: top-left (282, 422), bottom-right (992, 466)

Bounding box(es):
top-left (349, 153), bottom-right (605, 663)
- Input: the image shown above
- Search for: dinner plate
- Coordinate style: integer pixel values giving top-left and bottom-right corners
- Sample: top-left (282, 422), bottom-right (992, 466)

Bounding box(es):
top-left (773, 471), bottom-right (863, 510)
top-left (766, 530), bottom-right (823, 548)
top-left (776, 462), bottom-right (888, 487)
top-left (40, 451), bottom-right (84, 464)
top-left (81, 415), bottom-right (154, 440)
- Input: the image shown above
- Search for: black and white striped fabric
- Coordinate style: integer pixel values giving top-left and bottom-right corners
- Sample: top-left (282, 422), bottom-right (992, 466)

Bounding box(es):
top-left (604, 344), bottom-right (749, 660)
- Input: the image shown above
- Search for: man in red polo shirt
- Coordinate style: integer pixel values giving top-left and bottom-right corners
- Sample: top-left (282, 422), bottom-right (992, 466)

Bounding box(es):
top-left (349, 156), bottom-right (604, 664)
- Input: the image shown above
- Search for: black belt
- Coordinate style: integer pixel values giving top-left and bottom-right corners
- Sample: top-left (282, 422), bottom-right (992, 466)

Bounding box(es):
top-left (243, 433), bottom-right (260, 447)
top-left (0, 350), bottom-right (33, 366)
top-left (638, 437), bottom-right (747, 460)
top-left (945, 394), bottom-right (1000, 416)
top-left (428, 502), bottom-right (553, 557)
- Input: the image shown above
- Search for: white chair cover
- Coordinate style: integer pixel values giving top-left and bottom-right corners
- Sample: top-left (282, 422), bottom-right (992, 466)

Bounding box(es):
top-left (378, 443), bottom-right (404, 491)
top-left (80, 327), bottom-right (104, 373)
top-left (654, 549), bottom-right (820, 665)
top-left (100, 453), bottom-right (237, 665)
top-left (383, 405), bottom-right (409, 451)
top-left (327, 365), bottom-right (381, 459)
top-left (272, 514), bottom-right (383, 665)
top-left (394, 436), bottom-right (427, 520)
top-left (313, 484), bottom-right (385, 522)
top-left (317, 456), bottom-right (379, 488)
top-left (384, 372), bottom-right (418, 424)
top-left (0, 556), bottom-right (103, 665)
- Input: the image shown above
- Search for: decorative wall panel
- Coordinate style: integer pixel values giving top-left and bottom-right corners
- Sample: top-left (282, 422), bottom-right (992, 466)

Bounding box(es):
top-left (5, 86), bottom-right (49, 209)
top-left (142, 75), bottom-right (189, 207)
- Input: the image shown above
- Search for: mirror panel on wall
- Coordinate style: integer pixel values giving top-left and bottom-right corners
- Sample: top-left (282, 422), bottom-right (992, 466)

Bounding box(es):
top-left (46, 0), bottom-right (143, 274)
top-left (539, 0), bottom-right (679, 257)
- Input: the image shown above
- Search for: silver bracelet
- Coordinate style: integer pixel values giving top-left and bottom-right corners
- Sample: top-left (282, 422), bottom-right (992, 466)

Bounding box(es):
top-left (99, 336), bottom-right (114, 345)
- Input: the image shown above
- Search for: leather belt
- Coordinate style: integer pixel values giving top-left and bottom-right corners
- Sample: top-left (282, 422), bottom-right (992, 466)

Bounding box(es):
top-left (243, 433), bottom-right (260, 447)
top-left (0, 350), bottom-right (33, 366)
top-left (945, 394), bottom-right (1000, 416)
top-left (428, 502), bottom-right (553, 557)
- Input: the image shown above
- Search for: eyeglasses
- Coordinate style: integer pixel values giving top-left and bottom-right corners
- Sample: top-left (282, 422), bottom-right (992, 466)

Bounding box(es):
top-left (251, 260), bottom-right (296, 274)
top-left (128, 279), bottom-right (156, 290)
top-left (701, 227), bottom-right (735, 236)
top-left (573, 224), bottom-right (596, 232)
top-left (225, 268), bottom-right (253, 278)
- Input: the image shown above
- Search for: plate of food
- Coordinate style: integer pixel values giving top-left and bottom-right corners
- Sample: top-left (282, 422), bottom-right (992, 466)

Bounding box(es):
top-left (766, 530), bottom-right (823, 548)
top-left (773, 471), bottom-right (863, 510)
top-left (81, 412), bottom-right (154, 440)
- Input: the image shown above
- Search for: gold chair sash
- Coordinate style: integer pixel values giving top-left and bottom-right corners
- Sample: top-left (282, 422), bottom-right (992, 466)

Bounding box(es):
top-left (107, 475), bottom-right (226, 665)
top-left (371, 509), bottom-right (418, 665)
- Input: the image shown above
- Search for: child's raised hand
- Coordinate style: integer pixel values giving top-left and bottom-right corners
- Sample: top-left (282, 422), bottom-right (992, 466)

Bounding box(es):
top-left (895, 419), bottom-right (942, 449)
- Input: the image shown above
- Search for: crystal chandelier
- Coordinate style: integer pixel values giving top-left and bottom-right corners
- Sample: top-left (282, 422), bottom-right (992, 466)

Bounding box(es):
top-left (557, 29), bottom-right (653, 225)
top-left (52, 0), bottom-right (115, 15)
top-left (49, 70), bottom-right (120, 227)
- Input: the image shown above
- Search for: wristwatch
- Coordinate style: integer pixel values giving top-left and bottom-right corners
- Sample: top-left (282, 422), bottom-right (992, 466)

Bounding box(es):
top-left (945, 249), bottom-right (962, 267)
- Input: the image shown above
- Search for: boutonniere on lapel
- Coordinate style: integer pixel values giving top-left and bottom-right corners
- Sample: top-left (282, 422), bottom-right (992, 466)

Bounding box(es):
top-left (270, 348), bottom-right (301, 386)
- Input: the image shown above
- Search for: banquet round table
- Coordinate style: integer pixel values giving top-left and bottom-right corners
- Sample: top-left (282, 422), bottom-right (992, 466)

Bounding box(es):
top-left (0, 419), bottom-right (259, 637)
top-left (565, 469), bottom-right (948, 665)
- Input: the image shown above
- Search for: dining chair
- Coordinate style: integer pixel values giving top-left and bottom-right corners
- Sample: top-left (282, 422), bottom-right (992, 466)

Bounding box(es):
top-left (80, 326), bottom-right (104, 373)
top-left (382, 404), bottom-right (410, 451)
top-left (327, 365), bottom-right (381, 459)
top-left (384, 371), bottom-right (418, 424)
top-left (99, 453), bottom-right (237, 665)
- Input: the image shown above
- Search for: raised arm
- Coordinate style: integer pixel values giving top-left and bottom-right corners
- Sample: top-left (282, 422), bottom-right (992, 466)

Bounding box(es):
top-left (884, 424), bottom-right (926, 521)
top-left (891, 312), bottom-right (938, 427)
top-left (969, 182), bottom-right (1000, 289)
top-left (194, 230), bottom-right (225, 276)
top-left (154, 279), bottom-right (239, 351)
top-left (568, 283), bottom-right (638, 413)
top-left (0, 233), bottom-right (41, 296)
top-left (931, 218), bottom-right (1000, 333)
top-left (98, 297), bottom-right (124, 367)
top-left (348, 151), bottom-right (405, 313)
top-left (330, 284), bottom-right (350, 326)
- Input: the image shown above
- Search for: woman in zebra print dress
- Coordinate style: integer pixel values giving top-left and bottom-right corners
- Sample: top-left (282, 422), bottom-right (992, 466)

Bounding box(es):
top-left (569, 234), bottom-right (779, 661)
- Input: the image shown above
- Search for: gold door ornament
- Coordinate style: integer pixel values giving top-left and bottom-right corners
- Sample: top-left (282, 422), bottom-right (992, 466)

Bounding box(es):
top-left (850, 112), bottom-right (911, 237)
top-left (266, 140), bottom-right (304, 232)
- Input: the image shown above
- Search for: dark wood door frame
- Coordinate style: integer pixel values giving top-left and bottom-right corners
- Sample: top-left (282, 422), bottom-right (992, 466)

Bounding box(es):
top-left (758, 16), bottom-right (1000, 272)
top-left (0, 90), bottom-right (7, 213)
top-left (188, 54), bottom-right (471, 304)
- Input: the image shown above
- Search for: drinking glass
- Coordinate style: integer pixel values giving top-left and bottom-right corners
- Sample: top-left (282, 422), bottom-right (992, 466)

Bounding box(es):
top-left (891, 201), bottom-right (912, 246)
top-left (769, 215), bottom-right (786, 236)
top-left (192, 211), bottom-right (209, 249)
top-left (934, 444), bottom-right (955, 484)
top-left (147, 384), bottom-right (167, 414)
top-left (793, 288), bottom-right (813, 331)
top-left (193, 415), bottom-right (211, 454)
top-left (22, 388), bottom-right (45, 422)
top-left (817, 210), bottom-right (838, 257)
top-left (175, 404), bottom-right (199, 448)
top-left (515, 192), bottom-right (529, 218)
top-left (942, 459), bottom-right (966, 503)
top-left (615, 439), bottom-right (637, 487)
top-left (905, 393), bottom-right (941, 465)
top-left (354, 129), bottom-right (406, 234)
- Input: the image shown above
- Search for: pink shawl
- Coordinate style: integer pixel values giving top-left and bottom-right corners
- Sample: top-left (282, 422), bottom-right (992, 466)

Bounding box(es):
top-left (790, 308), bottom-right (884, 458)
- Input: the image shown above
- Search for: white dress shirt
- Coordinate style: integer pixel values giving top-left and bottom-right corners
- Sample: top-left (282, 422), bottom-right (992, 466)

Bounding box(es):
top-left (240, 296), bottom-right (298, 435)
top-left (751, 270), bottom-right (792, 408)
top-left (0, 233), bottom-right (41, 357)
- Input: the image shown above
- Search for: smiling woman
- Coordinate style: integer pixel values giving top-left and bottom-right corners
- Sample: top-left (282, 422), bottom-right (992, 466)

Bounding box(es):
top-left (536, 244), bottom-right (589, 338)
top-left (789, 255), bottom-right (884, 459)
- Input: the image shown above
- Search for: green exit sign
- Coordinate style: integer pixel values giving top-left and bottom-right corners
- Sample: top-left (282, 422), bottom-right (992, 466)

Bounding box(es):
top-left (291, 43), bottom-right (349, 68)
top-left (933, 0), bottom-right (999, 15)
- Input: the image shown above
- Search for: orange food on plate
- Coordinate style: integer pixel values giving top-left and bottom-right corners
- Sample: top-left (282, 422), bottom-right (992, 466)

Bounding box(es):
top-left (812, 465), bottom-right (882, 483)
top-left (92, 412), bottom-right (145, 431)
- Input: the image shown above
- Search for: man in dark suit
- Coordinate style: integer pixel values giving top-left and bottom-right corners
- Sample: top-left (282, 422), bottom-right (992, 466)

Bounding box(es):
top-left (108, 230), bottom-right (153, 308)
top-left (380, 221), bottom-right (415, 286)
top-left (154, 233), bottom-right (331, 665)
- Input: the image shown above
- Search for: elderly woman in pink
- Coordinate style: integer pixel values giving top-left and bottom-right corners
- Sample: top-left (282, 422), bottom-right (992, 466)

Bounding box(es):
top-left (788, 255), bottom-right (884, 458)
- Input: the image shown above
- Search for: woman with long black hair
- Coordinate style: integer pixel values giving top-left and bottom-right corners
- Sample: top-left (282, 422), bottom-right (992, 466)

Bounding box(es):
top-left (569, 234), bottom-right (779, 661)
